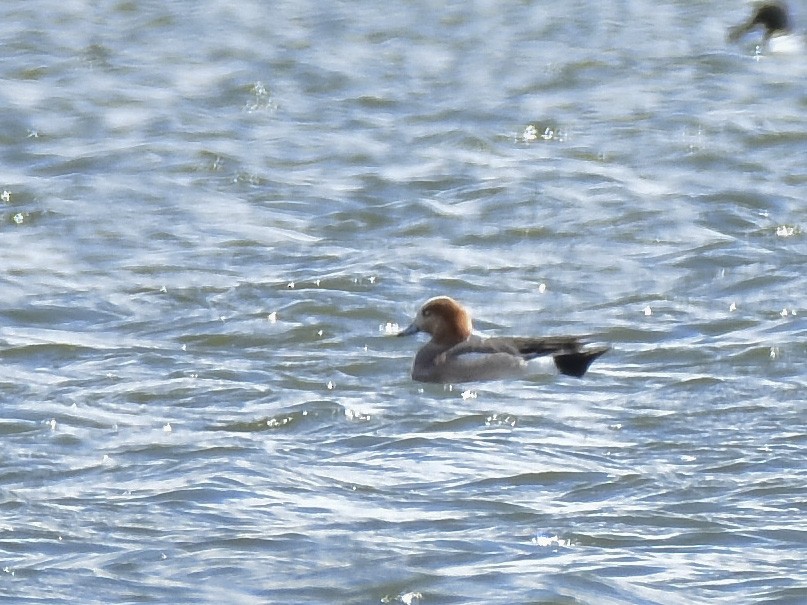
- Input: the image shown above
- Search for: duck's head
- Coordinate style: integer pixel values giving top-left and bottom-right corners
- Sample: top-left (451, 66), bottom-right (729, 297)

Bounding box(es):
top-left (728, 2), bottom-right (791, 42)
top-left (398, 296), bottom-right (473, 346)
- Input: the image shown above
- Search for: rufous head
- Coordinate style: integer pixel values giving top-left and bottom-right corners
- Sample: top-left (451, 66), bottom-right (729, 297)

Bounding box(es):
top-left (397, 296), bottom-right (473, 345)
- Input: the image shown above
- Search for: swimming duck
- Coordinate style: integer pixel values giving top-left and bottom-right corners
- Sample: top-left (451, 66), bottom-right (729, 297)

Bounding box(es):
top-left (398, 296), bottom-right (608, 384)
top-left (728, 2), bottom-right (796, 48)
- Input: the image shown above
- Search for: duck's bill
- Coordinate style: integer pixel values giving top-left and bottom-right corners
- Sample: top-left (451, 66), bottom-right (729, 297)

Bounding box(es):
top-left (727, 23), bottom-right (751, 42)
top-left (397, 323), bottom-right (420, 337)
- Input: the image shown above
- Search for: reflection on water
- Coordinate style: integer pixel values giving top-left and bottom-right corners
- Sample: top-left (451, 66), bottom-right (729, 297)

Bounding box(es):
top-left (1, 0), bottom-right (805, 603)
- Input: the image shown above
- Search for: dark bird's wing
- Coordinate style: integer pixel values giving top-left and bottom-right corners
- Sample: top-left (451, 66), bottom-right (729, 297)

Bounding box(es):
top-left (440, 336), bottom-right (608, 378)
top-left (490, 336), bottom-right (584, 359)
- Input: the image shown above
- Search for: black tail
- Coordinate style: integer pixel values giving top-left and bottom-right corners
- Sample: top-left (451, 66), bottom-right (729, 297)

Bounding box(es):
top-left (553, 346), bottom-right (609, 378)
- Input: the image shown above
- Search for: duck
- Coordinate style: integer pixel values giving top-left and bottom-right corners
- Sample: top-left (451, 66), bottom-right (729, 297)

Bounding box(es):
top-left (397, 296), bottom-right (608, 384)
top-left (727, 2), bottom-right (803, 52)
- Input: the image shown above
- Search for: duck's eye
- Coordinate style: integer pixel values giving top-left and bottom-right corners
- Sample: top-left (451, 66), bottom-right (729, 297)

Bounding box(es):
top-left (422, 308), bottom-right (431, 317)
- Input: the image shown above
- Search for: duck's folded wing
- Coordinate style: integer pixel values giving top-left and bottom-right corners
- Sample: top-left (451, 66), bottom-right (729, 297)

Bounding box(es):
top-left (497, 336), bottom-right (585, 359)
top-left (503, 337), bottom-right (609, 377)
top-left (440, 336), bottom-right (608, 378)
top-left (440, 335), bottom-right (583, 361)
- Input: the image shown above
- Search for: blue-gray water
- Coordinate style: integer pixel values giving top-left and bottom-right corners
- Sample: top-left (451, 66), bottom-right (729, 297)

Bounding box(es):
top-left (2, 1), bottom-right (805, 603)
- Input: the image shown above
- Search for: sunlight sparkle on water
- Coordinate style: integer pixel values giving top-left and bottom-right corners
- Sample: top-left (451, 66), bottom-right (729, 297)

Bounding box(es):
top-left (532, 534), bottom-right (570, 547)
top-left (775, 225), bottom-right (799, 237)
top-left (382, 592), bottom-right (422, 605)
top-left (345, 408), bottom-right (371, 422)
top-left (381, 322), bottom-right (400, 335)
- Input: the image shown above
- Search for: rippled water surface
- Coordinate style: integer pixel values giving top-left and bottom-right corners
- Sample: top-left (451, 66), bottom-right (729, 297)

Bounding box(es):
top-left (1, 1), bottom-right (805, 603)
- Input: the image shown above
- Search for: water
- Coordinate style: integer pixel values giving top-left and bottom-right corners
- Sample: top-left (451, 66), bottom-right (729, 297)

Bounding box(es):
top-left (1, 1), bottom-right (805, 603)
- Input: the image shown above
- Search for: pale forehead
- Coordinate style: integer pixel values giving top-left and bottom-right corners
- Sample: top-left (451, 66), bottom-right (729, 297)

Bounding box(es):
top-left (420, 296), bottom-right (470, 318)
top-left (423, 295), bottom-right (457, 307)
